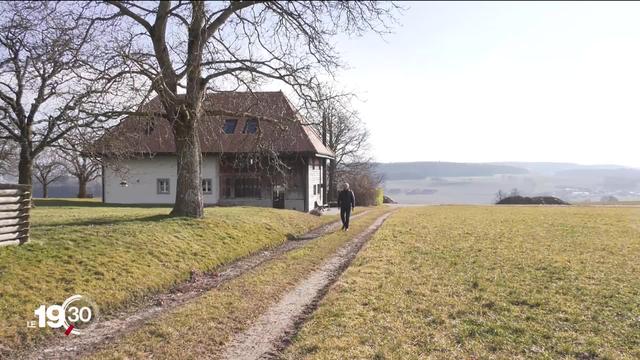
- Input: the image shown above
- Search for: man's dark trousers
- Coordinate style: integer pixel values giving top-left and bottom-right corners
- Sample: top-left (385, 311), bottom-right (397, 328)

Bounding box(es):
top-left (340, 206), bottom-right (352, 229)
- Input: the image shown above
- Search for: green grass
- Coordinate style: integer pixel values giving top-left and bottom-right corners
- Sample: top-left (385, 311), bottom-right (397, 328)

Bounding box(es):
top-left (0, 199), bottom-right (339, 351)
top-left (285, 206), bottom-right (640, 359)
top-left (86, 207), bottom-right (390, 359)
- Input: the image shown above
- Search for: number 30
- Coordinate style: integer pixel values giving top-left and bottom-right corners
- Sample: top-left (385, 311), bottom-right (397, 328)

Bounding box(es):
top-left (67, 306), bottom-right (92, 322)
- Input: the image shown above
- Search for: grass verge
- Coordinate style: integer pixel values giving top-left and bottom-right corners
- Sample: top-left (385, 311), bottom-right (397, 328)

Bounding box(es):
top-left (285, 206), bottom-right (640, 359)
top-left (0, 199), bottom-right (346, 351)
top-left (86, 207), bottom-right (390, 359)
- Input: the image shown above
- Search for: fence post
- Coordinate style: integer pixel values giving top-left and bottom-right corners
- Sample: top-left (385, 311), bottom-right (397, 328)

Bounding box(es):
top-left (0, 184), bottom-right (31, 246)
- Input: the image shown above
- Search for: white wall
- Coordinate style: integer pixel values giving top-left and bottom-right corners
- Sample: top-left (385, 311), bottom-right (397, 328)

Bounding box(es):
top-left (307, 157), bottom-right (323, 209)
top-left (104, 155), bottom-right (220, 204)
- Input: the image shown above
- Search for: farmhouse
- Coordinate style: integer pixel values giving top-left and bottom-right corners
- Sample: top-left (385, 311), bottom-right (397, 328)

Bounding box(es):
top-left (95, 91), bottom-right (334, 212)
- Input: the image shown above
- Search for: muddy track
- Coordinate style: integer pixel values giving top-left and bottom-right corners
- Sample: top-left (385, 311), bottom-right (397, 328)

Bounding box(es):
top-left (21, 210), bottom-right (371, 360)
top-left (220, 210), bottom-right (395, 360)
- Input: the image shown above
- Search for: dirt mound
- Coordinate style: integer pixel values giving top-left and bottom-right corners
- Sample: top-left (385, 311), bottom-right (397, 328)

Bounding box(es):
top-left (496, 196), bottom-right (569, 205)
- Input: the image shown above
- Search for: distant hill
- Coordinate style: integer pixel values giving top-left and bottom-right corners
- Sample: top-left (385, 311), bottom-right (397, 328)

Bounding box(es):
top-left (380, 161), bottom-right (640, 205)
top-left (375, 162), bottom-right (528, 180)
top-left (491, 162), bottom-right (627, 176)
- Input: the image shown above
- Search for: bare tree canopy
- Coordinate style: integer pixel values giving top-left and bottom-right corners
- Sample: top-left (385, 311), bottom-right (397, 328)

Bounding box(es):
top-left (33, 149), bottom-right (65, 198)
top-left (307, 89), bottom-right (371, 202)
top-left (89, 1), bottom-right (396, 217)
top-left (315, 94), bottom-right (371, 166)
top-left (0, 1), bottom-right (122, 186)
top-left (59, 140), bottom-right (101, 198)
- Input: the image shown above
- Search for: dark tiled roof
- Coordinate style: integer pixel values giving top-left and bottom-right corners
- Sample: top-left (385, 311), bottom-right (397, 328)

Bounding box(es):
top-left (94, 91), bottom-right (335, 158)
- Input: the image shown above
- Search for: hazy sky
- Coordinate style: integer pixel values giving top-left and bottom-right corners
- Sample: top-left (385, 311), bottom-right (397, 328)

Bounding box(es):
top-left (333, 2), bottom-right (640, 167)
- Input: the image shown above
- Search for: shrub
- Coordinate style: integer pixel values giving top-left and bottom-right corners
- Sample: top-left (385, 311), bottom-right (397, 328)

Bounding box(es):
top-left (375, 188), bottom-right (384, 206)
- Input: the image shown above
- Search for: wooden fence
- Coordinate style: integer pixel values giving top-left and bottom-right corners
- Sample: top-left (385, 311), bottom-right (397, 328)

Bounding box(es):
top-left (0, 184), bottom-right (31, 246)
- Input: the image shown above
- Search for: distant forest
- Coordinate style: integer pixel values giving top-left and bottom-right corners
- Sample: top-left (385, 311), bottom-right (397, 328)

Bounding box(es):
top-left (375, 162), bottom-right (528, 180)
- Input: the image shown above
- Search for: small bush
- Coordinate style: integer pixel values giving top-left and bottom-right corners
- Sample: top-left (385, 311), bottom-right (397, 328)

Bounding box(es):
top-left (375, 188), bottom-right (384, 206)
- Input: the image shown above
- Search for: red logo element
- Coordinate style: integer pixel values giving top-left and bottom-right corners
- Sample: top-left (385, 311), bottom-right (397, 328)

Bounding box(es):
top-left (64, 324), bottom-right (74, 336)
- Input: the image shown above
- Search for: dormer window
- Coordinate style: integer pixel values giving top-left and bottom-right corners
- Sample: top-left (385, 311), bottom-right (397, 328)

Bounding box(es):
top-left (243, 119), bottom-right (258, 134)
top-left (223, 119), bottom-right (238, 134)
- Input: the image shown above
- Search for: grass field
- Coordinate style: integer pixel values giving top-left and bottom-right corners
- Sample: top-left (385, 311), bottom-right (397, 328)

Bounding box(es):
top-left (286, 206), bottom-right (640, 359)
top-left (0, 199), bottom-right (340, 352)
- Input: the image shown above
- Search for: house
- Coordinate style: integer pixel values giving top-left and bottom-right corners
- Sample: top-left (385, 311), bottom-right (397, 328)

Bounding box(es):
top-left (95, 91), bottom-right (334, 212)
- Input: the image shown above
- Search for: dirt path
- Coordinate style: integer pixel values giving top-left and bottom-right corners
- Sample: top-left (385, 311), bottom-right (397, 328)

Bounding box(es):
top-left (220, 211), bottom-right (394, 360)
top-left (22, 211), bottom-right (371, 360)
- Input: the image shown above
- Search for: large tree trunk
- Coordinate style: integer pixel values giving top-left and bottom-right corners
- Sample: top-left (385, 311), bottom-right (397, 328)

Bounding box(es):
top-left (170, 116), bottom-right (203, 218)
top-left (169, 1), bottom-right (205, 218)
top-left (78, 178), bottom-right (87, 198)
top-left (42, 184), bottom-right (48, 198)
top-left (18, 150), bottom-right (33, 185)
top-left (18, 145), bottom-right (32, 185)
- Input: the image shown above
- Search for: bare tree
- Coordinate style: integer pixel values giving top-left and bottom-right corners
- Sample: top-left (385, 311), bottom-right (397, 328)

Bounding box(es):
top-left (495, 189), bottom-right (507, 203)
top-left (33, 150), bottom-right (65, 198)
top-left (59, 147), bottom-right (101, 198)
top-left (90, 1), bottom-right (395, 217)
top-left (0, 2), bottom-right (119, 187)
top-left (311, 93), bottom-right (371, 202)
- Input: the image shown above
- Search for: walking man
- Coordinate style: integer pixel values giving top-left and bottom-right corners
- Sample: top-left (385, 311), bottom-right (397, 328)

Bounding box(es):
top-left (337, 182), bottom-right (355, 231)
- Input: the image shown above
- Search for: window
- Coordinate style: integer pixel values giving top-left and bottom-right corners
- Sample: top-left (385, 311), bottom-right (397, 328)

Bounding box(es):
top-left (222, 176), bottom-right (261, 198)
top-left (243, 118), bottom-right (258, 134)
top-left (235, 177), bottom-right (261, 197)
top-left (202, 178), bottom-right (212, 194)
top-left (313, 184), bottom-right (317, 195)
top-left (157, 178), bottom-right (170, 194)
top-left (223, 119), bottom-right (238, 134)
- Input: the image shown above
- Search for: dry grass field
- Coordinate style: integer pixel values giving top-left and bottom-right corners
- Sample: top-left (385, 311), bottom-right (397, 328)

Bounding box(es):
top-left (286, 206), bottom-right (640, 359)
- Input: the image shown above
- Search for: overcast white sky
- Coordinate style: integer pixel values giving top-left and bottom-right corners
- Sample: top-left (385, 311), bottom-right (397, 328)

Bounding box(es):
top-left (332, 1), bottom-right (640, 167)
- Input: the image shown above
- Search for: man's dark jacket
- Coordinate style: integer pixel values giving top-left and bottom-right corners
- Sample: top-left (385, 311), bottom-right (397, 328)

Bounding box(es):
top-left (338, 189), bottom-right (355, 209)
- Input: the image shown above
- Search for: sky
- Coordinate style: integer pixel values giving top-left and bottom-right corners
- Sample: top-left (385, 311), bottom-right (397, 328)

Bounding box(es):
top-left (331, 2), bottom-right (640, 167)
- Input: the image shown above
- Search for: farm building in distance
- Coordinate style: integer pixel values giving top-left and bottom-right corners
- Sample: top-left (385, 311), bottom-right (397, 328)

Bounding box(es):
top-left (95, 91), bottom-right (334, 212)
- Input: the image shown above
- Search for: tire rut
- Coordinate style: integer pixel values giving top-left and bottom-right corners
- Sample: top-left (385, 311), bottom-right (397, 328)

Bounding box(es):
top-left (220, 210), bottom-right (395, 360)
